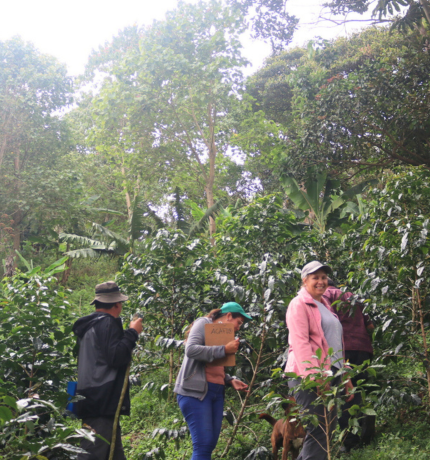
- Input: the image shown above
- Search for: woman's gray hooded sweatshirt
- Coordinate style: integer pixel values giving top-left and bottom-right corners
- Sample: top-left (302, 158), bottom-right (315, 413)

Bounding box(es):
top-left (174, 317), bottom-right (233, 400)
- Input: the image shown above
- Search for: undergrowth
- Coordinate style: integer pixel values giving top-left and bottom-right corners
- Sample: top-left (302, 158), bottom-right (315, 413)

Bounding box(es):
top-left (343, 419), bottom-right (430, 460)
top-left (65, 257), bottom-right (118, 315)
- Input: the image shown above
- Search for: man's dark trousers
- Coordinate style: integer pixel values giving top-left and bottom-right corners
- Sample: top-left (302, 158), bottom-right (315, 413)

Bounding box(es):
top-left (339, 350), bottom-right (375, 451)
top-left (78, 417), bottom-right (126, 460)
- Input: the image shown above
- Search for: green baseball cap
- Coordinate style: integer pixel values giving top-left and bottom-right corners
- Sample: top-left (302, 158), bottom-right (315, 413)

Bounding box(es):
top-left (220, 302), bottom-right (252, 320)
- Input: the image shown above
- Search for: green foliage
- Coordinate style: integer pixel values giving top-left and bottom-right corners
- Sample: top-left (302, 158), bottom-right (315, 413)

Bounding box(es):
top-left (120, 367), bottom-right (192, 459)
top-left (228, 0), bottom-right (298, 53)
top-left (60, 220), bottom-right (132, 259)
top-left (216, 194), bottom-right (304, 261)
top-left (244, 27), bottom-right (430, 182)
top-left (0, 36), bottom-right (75, 264)
top-left (117, 199), bottom-right (306, 457)
top-left (118, 229), bottom-right (218, 399)
top-left (119, 229), bottom-right (216, 338)
top-left (246, 47), bottom-right (306, 126)
top-left (2, 167), bottom-right (430, 457)
top-left (338, 168), bottom-right (430, 396)
top-left (186, 201), bottom-right (227, 237)
top-left (0, 262), bottom-right (91, 458)
top-left (292, 28), bottom-right (430, 173)
top-left (283, 170), bottom-right (377, 233)
top-left (322, 0), bottom-right (430, 33)
top-left (3, 6), bottom-right (430, 457)
top-left (277, 355), bottom-right (381, 459)
top-left (76, 0), bottom-right (251, 227)
top-left (63, 256), bottom-right (119, 316)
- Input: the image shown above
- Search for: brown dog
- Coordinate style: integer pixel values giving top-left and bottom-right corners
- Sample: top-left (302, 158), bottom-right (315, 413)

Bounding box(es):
top-left (259, 397), bottom-right (305, 460)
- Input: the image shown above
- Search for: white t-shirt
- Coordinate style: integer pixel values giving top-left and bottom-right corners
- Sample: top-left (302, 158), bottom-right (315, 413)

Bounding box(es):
top-left (315, 300), bottom-right (344, 369)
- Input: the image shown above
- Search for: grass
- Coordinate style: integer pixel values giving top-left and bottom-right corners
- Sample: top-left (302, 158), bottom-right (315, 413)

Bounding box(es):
top-left (340, 414), bottom-right (430, 460)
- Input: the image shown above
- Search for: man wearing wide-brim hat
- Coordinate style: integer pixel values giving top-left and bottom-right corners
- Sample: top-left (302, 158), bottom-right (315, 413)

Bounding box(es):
top-left (73, 281), bottom-right (143, 460)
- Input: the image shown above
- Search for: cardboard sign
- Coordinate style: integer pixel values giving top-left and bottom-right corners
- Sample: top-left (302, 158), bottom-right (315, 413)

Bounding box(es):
top-left (205, 323), bottom-right (236, 367)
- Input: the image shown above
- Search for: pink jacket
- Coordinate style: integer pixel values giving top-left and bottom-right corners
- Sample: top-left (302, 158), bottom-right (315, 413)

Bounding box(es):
top-left (284, 287), bottom-right (334, 378)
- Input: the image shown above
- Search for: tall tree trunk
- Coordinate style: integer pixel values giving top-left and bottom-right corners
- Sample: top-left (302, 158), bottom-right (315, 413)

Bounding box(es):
top-left (207, 101), bottom-right (217, 238)
top-left (4, 255), bottom-right (14, 277)
top-left (0, 110), bottom-right (11, 170)
top-left (168, 279), bottom-right (176, 402)
top-left (0, 134), bottom-right (7, 170)
top-left (11, 148), bottom-right (21, 268)
top-left (121, 165), bottom-right (132, 219)
top-left (60, 245), bottom-right (73, 285)
top-left (12, 216), bottom-right (21, 253)
top-left (168, 349), bottom-right (174, 402)
top-left (206, 185), bottom-right (216, 237)
top-left (414, 281), bottom-right (430, 403)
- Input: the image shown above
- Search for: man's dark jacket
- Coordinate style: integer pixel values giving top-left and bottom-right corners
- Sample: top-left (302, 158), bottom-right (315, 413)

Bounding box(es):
top-left (323, 286), bottom-right (373, 354)
top-left (73, 312), bottom-right (138, 418)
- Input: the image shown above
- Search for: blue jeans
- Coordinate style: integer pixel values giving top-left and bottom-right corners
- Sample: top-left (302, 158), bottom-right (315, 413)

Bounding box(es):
top-left (177, 383), bottom-right (225, 460)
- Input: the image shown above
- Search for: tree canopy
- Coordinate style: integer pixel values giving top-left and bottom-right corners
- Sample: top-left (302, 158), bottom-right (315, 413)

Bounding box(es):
top-left (321, 0), bottom-right (430, 33)
top-left (241, 27), bottom-right (430, 183)
top-left (0, 37), bottom-right (75, 265)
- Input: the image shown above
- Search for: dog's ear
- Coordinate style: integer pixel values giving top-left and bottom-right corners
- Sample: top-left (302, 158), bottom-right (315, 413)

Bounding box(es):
top-left (281, 402), bottom-right (291, 414)
top-left (281, 396), bottom-right (296, 414)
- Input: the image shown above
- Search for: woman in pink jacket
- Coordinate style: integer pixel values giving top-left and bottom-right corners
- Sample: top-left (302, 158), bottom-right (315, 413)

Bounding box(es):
top-left (285, 261), bottom-right (353, 460)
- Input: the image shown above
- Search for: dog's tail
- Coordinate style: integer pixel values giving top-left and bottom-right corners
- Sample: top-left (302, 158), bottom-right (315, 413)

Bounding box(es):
top-left (259, 413), bottom-right (278, 427)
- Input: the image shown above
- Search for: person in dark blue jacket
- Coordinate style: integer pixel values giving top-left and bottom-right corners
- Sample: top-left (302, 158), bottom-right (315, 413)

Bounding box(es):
top-left (323, 279), bottom-right (375, 452)
top-left (73, 281), bottom-right (143, 460)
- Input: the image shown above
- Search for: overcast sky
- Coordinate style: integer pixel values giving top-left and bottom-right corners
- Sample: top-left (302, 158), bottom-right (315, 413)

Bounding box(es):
top-left (1, 0), bottom-right (367, 76)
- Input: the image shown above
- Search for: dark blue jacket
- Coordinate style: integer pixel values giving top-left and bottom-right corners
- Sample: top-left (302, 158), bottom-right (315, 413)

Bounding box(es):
top-left (73, 312), bottom-right (138, 418)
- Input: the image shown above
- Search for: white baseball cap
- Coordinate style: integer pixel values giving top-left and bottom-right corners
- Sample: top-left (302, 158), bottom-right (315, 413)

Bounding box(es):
top-left (301, 261), bottom-right (332, 279)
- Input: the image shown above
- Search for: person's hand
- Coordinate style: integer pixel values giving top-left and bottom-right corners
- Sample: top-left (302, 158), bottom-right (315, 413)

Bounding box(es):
top-left (130, 318), bottom-right (143, 334)
top-left (224, 338), bottom-right (240, 354)
top-left (231, 379), bottom-right (248, 391)
top-left (344, 378), bottom-right (354, 403)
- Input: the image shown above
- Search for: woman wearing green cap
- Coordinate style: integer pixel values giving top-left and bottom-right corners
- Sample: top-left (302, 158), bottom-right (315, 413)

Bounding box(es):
top-left (174, 302), bottom-right (251, 459)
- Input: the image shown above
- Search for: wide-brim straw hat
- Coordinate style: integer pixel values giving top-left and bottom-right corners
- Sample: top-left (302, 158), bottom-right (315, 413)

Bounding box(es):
top-left (90, 281), bottom-right (129, 305)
